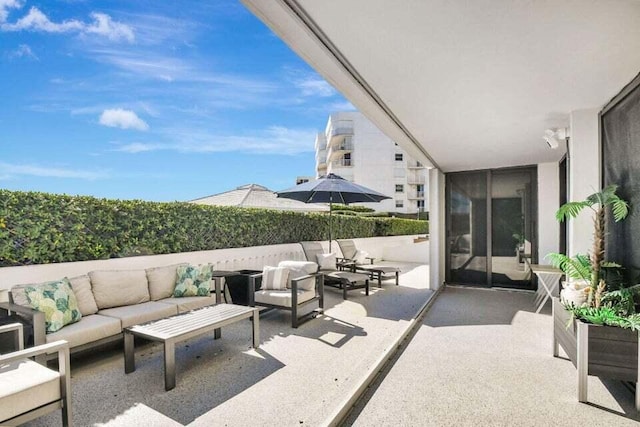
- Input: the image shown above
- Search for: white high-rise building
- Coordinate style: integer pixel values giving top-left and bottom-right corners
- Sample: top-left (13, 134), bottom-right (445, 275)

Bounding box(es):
top-left (315, 111), bottom-right (429, 214)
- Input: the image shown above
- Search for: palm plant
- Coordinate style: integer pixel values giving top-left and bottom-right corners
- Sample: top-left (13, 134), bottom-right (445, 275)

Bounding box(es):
top-left (551, 185), bottom-right (629, 306)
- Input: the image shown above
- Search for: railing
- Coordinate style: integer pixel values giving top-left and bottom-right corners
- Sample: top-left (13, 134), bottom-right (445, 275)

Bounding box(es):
top-left (407, 174), bottom-right (426, 184)
top-left (407, 161), bottom-right (425, 169)
top-left (327, 140), bottom-right (354, 161)
top-left (331, 158), bottom-right (353, 167)
top-left (316, 149), bottom-right (327, 162)
top-left (407, 191), bottom-right (425, 199)
top-left (329, 126), bottom-right (354, 139)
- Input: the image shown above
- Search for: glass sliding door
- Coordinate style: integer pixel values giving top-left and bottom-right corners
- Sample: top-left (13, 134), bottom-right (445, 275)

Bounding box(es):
top-left (490, 168), bottom-right (536, 289)
top-left (447, 167), bottom-right (537, 288)
top-left (447, 172), bottom-right (488, 285)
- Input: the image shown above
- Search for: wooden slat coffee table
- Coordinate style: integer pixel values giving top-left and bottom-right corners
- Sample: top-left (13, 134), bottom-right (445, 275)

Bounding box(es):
top-left (124, 303), bottom-right (259, 390)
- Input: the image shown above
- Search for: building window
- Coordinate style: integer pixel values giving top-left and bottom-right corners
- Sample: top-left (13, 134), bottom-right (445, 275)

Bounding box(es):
top-left (343, 153), bottom-right (352, 166)
top-left (395, 184), bottom-right (404, 193)
top-left (395, 153), bottom-right (403, 161)
top-left (417, 200), bottom-right (425, 209)
top-left (395, 200), bottom-right (404, 208)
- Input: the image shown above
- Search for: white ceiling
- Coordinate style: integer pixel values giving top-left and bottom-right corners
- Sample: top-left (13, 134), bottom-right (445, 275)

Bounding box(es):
top-left (243, 0), bottom-right (640, 172)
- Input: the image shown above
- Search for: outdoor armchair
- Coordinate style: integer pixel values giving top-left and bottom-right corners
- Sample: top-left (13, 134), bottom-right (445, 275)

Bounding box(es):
top-left (337, 239), bottom-right (401, 286)
top-left (248, 261), bottom-right (324, 328)
top-left (300, 241), bottom-right (370, 299)
top-left (0, 323), bottom-right (72, 426)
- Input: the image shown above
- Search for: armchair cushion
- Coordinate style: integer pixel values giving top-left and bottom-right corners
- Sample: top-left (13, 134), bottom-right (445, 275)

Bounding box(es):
top-left (69, 275), bottom-right (99, 316)
top-left (254, 288), bottom-right (316, 308)
top-left (0, 359), bottom-right (61, 422)
top-left (278, 261), bottom-right (318, 291)
top-left (261, 266), bottom-right (289, 290)
top-left (25, 278), bottom-right (82, 333)
top-left (90, 269), bottom-right (150, 309)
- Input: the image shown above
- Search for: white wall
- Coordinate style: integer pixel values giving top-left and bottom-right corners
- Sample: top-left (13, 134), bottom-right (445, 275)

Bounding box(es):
top-left (0, 235), bottom-right (427, 299)
top-left (568, 108), bottom-right (601, 257)
top-left (537, 162), bottom-right (560, 262)
top-left (429, 168), bottom-right (446, 290)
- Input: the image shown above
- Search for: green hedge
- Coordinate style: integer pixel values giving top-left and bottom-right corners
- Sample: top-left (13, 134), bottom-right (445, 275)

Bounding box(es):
top-left (0, 190), bottom-right (428, 266)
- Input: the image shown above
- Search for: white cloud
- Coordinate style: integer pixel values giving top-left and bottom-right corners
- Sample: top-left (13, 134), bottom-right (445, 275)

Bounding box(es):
top-left (1, 6), bottom-right (134, 42)
top-left (2, 6), bottom-right (83, 32)
top-left (113, 126), bottom-right (316, 155)
top-left (295, 76), bottom-right (335, 97)
top-left (99, 109), bottom-right (149, 131)
top-left (0, 0), bottom-right (21, 23)
top-left (8, 43), bottom-right (37, 59)
top-left (0, 162), bottom-right (109, 180)
top-left (85, 13), bottom-right (134, 42)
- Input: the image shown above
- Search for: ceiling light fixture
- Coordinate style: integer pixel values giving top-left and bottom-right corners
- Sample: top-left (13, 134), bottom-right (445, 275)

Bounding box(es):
top-left (543, 128), bottom-right (569, 149)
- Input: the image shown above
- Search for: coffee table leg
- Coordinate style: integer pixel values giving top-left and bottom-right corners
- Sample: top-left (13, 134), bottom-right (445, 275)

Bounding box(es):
top-left (124, 331), bottom-right (135, 374)
top-left (252, 311), bottom-right (260, 349)
top-left (164, 340), bottom-right (176, 391)
top-left (377, 271), bottom-right (382, 287)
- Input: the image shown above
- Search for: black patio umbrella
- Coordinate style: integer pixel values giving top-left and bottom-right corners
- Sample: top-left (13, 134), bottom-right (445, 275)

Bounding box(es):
top-left (276, 173), bottom-right (391, 251)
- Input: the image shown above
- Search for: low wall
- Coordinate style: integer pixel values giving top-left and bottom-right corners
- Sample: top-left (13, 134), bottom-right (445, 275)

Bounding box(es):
top-left (0, 235), bottom-right (427, 299)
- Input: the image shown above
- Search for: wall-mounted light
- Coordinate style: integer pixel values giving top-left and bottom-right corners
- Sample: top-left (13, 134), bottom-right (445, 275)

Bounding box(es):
top-left (543, 128), bottom-right (569, 149)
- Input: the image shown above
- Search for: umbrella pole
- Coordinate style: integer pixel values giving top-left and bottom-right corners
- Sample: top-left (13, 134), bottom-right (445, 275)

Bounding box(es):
top-left (329, 194), bottom-right (333, 252)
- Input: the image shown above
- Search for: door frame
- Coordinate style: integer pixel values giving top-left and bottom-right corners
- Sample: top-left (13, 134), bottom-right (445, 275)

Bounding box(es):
top-left (445, 165), bottom-right (538, 288)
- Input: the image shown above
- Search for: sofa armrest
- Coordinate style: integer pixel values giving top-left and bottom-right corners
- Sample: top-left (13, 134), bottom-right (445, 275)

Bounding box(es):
top-left (0, 302), bottom-right (46, 346)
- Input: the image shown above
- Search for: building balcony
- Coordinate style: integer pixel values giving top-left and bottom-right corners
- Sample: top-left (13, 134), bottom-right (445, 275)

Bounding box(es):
top-left (328, 126), bottom-right (354, 143)
top-left (407, 190), bottom-right (425, 199)
top-left (331, 158), bottom-right (353, 168)
top-left (327, 140), bottom-right (354, 161)
top-left (316, 149), bottom-right (327, 162)
top-left (407, 160), bottom-right (425, 169)
top-left (407, 174), bottom-right (425, 184)
top-left (314, 133), bottom-right (327, 151)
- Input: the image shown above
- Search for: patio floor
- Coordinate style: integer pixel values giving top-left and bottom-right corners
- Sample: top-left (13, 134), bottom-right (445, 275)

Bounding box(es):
top-left (346, 286), bottom-right (640, 426)
top-left (24, 262), bottom-right (432, 427)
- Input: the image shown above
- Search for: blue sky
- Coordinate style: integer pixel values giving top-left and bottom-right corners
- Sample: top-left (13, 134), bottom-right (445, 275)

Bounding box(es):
top-left (0, 0), bottom-right (354, 201)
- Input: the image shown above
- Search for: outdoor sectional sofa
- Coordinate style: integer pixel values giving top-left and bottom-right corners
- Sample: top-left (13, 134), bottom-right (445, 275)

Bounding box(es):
top-left (0, 264), bottom-right (218, 355)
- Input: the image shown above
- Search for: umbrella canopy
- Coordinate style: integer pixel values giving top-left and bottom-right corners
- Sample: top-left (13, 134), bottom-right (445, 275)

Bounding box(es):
top-left (276, 173), bottom-right (391, 250)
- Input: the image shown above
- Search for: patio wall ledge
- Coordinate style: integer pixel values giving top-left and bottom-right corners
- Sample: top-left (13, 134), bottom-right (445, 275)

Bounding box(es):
top-left (0, 235), bottom-right (427, 300)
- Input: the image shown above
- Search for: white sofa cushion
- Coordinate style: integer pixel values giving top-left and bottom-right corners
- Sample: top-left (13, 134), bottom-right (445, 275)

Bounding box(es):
top-left (158, 296), bottom-right (217, 313)
top-left (254, 289), bottom-right (316, 308)
top-left (89, 269), bottom-right (150, 309)
top-left (0, 359), bottom-right (61, 423)
top-left (46, 314), bottom-right (122, 348)
top-left (98, 301), bottom-right (177, 328)
top-left (146, 264), bottom-right (185, 301)
top-left (69, 275), bottom-right (99, 316)
top-left (316, 253), bottom-right (336, 270)
top-left (278, 260), bottom-right (318, 291)
top-left (261, 266), bottom-right (289, 290)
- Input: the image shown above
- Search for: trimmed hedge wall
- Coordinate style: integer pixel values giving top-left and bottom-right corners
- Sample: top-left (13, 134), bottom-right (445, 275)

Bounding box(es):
top-left (0, 190), bottom-right (428, 266)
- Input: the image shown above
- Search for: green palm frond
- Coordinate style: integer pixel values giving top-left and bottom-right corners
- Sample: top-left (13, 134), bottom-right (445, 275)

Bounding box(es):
top-left (555, 201), bottom-right (591, 222)
top-left (546, 252), bottom-right (591, 281)
top-left (611, 197), bottom-right (630, 222)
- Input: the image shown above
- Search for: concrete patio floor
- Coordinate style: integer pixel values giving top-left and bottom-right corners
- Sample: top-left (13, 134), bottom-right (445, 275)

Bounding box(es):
top-left (24, 262), bottom-right (432, 427)
top-left (346, 286), bottom-right (640, 426)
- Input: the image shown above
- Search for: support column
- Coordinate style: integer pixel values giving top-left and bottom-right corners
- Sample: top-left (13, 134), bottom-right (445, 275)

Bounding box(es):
top-left (429, 168), bottom-right (446, 290)
top-left (568, 108), bottom-right (601, 257)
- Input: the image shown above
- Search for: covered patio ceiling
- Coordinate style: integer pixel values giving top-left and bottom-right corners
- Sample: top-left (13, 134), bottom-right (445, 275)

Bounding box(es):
top-left (242, 0), bottom-right (640, 172)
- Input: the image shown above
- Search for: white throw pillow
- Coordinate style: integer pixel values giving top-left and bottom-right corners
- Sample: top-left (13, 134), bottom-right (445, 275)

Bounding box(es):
top-left (262, 266), bottom-right (289, 290)
top-left (316, 253), bottom-right (337, 270)
top-left (355, 249), bottom-right (370, 264)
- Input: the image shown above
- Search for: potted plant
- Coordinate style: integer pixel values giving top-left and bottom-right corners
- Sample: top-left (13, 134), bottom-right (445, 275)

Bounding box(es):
top-left (547, 185), bottom-right (640, 409)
